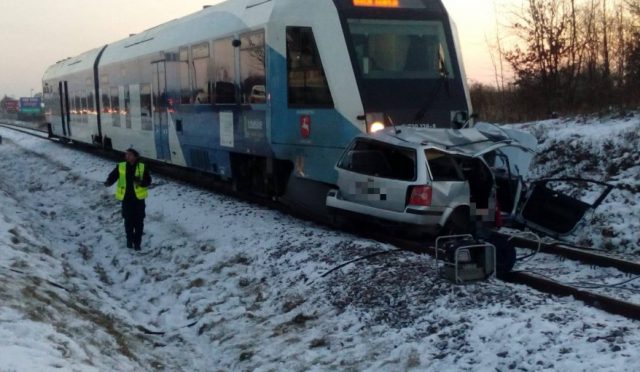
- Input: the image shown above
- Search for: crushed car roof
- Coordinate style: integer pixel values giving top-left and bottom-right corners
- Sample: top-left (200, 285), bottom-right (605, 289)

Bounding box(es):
top-left (367, 125), bottom-right (537, 157)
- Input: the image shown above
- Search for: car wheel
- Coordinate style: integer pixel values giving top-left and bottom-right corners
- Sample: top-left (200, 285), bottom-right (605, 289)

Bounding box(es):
top-left (440, 210), bottom-right (472, 236)
top-left (328, 208), bottom-right (351, 230)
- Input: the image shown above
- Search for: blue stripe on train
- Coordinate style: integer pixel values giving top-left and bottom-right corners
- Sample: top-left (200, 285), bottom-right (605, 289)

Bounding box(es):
top-left (170, 46), bottom-right (363, 185)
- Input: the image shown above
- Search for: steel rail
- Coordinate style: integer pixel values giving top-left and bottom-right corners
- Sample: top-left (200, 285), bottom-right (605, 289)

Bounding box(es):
top-left (503, 271), bottom-right (640, 321)
top-left (497, 232), bottom-right (640, 275)
top-left (0, 122), bottom-right (50, 139)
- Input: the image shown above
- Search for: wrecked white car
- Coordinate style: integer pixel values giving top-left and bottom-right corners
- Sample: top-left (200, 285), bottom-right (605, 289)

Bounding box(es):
top-left (326, 124), bottom-right (613, 238)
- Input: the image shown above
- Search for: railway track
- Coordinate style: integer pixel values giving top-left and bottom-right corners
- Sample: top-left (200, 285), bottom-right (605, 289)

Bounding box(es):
top-left (354, 226), bottom-right (640, 322)
top-left (493, 233), bottom-right (640, 320)
top-left (498, 232), bottom-right (640, 275)
top-left (2, 120), bottom-right (640, 322)
top-left (0, 121), bottom-right (50, 139)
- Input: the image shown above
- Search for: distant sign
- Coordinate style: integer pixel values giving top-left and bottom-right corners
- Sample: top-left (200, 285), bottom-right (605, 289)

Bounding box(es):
top-left (19, 97), bottom-right (42, 114)
top-left (3, 99), bottom-right (19, 113)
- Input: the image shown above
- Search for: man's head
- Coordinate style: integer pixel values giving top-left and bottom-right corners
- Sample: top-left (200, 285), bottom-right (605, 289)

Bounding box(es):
top-left (125, 148), bottom-right (139, 165)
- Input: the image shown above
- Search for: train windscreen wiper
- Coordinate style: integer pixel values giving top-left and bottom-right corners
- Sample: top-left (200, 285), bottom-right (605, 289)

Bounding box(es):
top-left (413, 48), bottom-right (450, 122)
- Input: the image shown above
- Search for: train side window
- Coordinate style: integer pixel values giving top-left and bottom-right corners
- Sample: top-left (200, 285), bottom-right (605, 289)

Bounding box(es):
top-left (286, 27), bottom-right (333, 108)
top-left (239, 30), bottom-right (266, 104)
top-left (100, 75), bottom-right (109, 114)
top-left (79, 91), bottom-right (86, 114)
top-left (192, 42), bottom-right (210, 104)
top-left (179, 47), bottom-right (191, 104)
top-left (87, 92), bottom-right (95, 115)
top-left (110, 87), bottom-right (121, 127)
top-left (80, 91), bottom-right (88, 123)
top-left (72, 93), bottom-right (79, 116)
top-left (101, 87), bottom-right (110, 114)
top-left (122, 86), bottom-right (131, 129)
top-left (85, 77), bottom-right (94, 117)
top-left (140, 84), bottom-right (153, 130)
top-left (213, 38), bottom-right (237, 104)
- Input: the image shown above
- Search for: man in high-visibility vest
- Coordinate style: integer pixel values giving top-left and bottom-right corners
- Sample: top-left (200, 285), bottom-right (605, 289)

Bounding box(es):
top-left (104, 148), bottom-right (151, 251)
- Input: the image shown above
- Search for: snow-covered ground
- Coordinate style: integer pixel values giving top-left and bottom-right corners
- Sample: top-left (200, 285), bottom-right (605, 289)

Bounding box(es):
top-left (1, 116), bottom-right (639, 371)
top-left (511, 113), bottom-right (640, 255)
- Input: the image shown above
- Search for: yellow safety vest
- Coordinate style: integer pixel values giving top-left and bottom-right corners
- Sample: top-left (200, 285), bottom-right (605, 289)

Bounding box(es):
top-left (115, 162), bottom-right (148, 201)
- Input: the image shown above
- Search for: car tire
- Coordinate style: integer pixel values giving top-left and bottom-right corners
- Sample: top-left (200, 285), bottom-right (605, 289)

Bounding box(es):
top-left (328, 207), bottom-right (352, 230)
top-left (440, 209), bottom-right (472, 236)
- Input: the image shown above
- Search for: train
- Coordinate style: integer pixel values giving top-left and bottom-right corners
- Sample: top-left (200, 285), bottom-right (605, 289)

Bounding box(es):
top-left (42, 0), bottom-right (472, 211)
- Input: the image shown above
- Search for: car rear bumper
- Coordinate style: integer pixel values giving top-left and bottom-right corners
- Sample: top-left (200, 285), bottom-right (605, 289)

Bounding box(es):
top-left (326, 192), bottom-right (451, 228)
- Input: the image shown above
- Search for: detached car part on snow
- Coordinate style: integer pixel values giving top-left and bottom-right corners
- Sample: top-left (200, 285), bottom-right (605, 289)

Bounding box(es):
top-left (326, 124), bottom-right (614, 240)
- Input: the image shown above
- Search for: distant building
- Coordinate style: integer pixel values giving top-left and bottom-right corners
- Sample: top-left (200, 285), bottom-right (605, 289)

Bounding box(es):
top-left (1, 96), bottom-right (19, 113)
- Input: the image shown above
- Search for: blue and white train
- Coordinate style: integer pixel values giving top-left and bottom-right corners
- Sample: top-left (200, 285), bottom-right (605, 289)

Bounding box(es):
top-left (42, 0), bottom-right (472, 208)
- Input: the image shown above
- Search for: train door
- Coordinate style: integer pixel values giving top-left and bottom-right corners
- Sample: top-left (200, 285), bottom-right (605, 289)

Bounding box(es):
top-left (62, 81), bottom-right (72, 137)
top-left (57, 82), bottom-right (67, 136)
top-left (152, 61), bottom-right (170, 160)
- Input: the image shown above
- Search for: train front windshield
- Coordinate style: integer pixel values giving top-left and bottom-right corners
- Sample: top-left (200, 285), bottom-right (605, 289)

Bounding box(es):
top-left (347, 19), bottom-right (454, 80)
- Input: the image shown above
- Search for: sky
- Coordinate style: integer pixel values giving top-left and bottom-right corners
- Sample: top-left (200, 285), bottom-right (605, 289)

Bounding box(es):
top-left (0, 0), bottom-right (513, 98)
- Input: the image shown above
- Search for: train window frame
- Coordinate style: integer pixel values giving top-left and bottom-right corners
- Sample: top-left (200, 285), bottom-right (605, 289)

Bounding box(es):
top-left (213, 37), bottom-right (238, 104)
top-left (239, 29), bottom-right (266, 104)
top-left (179, 47), bottom-right (192, 104)
top-left (101, 87), bottom-right (110, 114)
top-left (87, 91), bottom-right (95, 115)
top-left (346, 18), bottom-right (455, 80)
top-left (286, 26), bottom-right (334, 108)
top-left (192, 42), bottom-right (211, 104)
top-left (72, 93), bottom-right (80, 118)
top-left (140, 83), bottom-right (153, 131)
top-left (110, 86), bottom-right (121, 127)
top-left (80, 90), bottom-right (88, 123)
top-left (122, 85), bottom-right (131, 129)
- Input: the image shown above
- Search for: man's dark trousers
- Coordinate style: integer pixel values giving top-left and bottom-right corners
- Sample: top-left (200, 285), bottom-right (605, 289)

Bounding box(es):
top-left (123, 198), bottom-right (145, 249)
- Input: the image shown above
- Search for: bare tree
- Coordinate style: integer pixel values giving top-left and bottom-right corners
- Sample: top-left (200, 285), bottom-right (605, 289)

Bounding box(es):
top-left (503, 0), bottom-right (576, 114)
top-left (470, 0), bottom-right (640, 122)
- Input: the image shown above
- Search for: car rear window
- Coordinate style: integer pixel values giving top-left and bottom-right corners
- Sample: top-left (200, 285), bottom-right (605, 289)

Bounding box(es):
top-left (338, 140), bottom-right (416, 181)
top-left (425, 149), bottom-right (465, 181)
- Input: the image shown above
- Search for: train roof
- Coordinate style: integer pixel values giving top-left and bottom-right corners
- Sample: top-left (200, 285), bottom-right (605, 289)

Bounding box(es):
top-left (100, 0), bottom-right (272, 65)
top-left (43, 0), bottom-right (276, 81)
top-left (42, 47), bottom-right (104, 82)
top-left (43, 0), bottom-right (457, 82)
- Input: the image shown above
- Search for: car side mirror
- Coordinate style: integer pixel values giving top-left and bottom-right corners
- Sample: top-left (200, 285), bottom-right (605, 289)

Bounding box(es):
top-left (451, 111), bottom-right (468, 128)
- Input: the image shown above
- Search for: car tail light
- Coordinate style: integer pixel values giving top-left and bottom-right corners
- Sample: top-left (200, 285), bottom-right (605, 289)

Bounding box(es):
top-left (494, 200), bottom-right (503, 228)
top-left (409, 185), bottom-right (432, 206)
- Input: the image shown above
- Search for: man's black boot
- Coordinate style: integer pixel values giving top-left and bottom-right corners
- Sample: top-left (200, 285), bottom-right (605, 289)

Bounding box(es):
top-left (127, 240), bottom-right (133, 249)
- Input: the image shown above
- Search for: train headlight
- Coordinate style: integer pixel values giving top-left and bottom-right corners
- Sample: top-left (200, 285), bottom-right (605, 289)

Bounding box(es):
top-left (365, 112), bottom-right (386, 133)
top-left (369, 121), bottom-right (385, 133)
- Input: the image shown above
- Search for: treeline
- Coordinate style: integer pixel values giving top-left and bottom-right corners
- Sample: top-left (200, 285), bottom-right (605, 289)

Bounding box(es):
top-left (471, 0), bottom-right (640, 123)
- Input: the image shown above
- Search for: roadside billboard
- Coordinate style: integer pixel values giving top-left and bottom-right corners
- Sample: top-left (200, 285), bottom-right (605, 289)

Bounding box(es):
top-left (3, 99), bottom-right (19, 113)
top-left (19, 97), bottom-right (42, 114)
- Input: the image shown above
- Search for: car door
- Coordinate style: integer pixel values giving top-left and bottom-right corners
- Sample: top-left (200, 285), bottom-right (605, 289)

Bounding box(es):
top-left (459, 143), bottom-right (536, 218)
top-left (516, 178), bottom-right (614, 238)
top-left (336, 139), bottom-right (418, 212)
